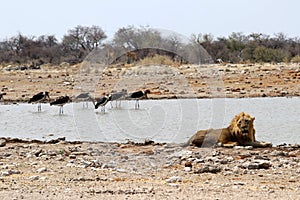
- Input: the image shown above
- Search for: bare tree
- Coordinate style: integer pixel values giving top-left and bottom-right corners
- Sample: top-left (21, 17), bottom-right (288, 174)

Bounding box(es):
top-left (62, 25), bottom-right (107, 62)
top-left (113, 25), bottom-right (163, 50)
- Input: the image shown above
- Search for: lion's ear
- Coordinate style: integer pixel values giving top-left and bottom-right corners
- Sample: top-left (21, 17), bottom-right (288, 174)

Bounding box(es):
top-left (251, 117), bottom-right (255, 121)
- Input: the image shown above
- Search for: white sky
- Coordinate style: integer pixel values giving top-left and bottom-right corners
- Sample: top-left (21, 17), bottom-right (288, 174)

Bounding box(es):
top-left (1, 0), bottom-right (299, 41)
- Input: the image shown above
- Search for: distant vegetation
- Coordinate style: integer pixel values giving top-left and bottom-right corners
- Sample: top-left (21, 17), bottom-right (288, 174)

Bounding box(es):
top-left (1, 25), bottom-right (300, 66)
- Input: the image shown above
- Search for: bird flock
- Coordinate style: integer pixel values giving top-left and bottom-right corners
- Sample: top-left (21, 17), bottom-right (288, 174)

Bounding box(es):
top-left (0, 89), bottom-right (151, 115)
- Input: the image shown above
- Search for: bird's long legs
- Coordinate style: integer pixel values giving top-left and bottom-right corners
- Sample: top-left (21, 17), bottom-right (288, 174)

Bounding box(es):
top-left (38, 103), bottom-right (41, 112)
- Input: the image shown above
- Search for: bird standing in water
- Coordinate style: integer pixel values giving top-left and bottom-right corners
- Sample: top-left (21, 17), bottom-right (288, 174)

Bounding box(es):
top-left (128, 89), bottom-right (150, 109)
top-left (95, 94), bottom-right (111, 113)
top-left (110, 89), bottom-right (127, 108)
top-left (28, 91), bottom-right (50, 112)
top-left (50, 95), bottom-right (71, 115)
top-left (75, 92), bottom-right (93, 108)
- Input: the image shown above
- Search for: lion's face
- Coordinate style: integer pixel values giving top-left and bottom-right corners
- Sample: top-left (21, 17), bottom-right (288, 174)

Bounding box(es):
top-left (235, 113), bottom-right (255, 136)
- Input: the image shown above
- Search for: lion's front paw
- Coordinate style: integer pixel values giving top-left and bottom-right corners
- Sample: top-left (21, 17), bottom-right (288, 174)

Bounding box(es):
top-left (222, 143), bottom-right (238, 148)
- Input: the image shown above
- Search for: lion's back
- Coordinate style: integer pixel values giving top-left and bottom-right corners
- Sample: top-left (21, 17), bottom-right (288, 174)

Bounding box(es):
top-left (187, 128), bottom-right (232, 147)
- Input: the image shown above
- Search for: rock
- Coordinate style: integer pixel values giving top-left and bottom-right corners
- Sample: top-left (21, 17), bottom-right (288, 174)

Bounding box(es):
top-left (194, 165), bottom-right (222, 174)
top-left (31, 149), bottom-right (42, 157)
top-left (2, 170), bottom-right (20, 176)
top-left (1, 171), bottom-right (10, 176)
top-left (69, 154), bottom-right (76, 159)
top-left (232, 166), bottom-right (240, 174)
top-left (166, 176), bottom-right (182, 183)
top-left (184, 161), bottom-right (192, 168)
top-left (233, 181), bottom-right (246, 186)
top-left (29, 176), bottom-right (39, 181)
top-left (116, 168), bottom-right (127, 173)
top-left (102, 163), bottom-right (116, 169)
top-left (37, 167), bottom-right (47, 173)
top-left (270, 150), bottom-right (288, 157)
top-left (242, 160), bottom-right (272, 169)
top-left (184, 167), bottom-right (192, 172)
top-left (0, 139), bottom-right (6, 147)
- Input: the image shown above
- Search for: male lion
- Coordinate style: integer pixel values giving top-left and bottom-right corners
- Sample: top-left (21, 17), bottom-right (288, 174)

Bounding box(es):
top-left (186, 112), bottom-right (272, 148)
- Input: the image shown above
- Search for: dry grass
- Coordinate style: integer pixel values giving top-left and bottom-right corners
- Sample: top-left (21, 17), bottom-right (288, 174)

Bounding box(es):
top-left (135, 55), bottom-right (181, 67)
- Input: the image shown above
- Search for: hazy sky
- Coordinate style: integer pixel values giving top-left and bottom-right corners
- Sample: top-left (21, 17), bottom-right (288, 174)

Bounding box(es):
top-left (1, 0), bottom-right (299, 41)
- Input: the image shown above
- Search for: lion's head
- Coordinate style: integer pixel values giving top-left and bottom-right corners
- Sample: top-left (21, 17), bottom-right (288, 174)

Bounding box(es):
top-left (229, 112), bottom-right (256, 142)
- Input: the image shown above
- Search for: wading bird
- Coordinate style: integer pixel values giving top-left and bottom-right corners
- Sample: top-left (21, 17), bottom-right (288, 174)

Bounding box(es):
top-left (95, 94), bottom-right (111, 113)
top-left (110, 89), bottom-right (127, 108)
top-left (28, 91), bottom-right (50, 112)
top-left (50, 95), bottom-right (71, 115)
top-left (128, 89), bottom-right (150, 109)
top-left (75, 92), bottom-right (93, 108)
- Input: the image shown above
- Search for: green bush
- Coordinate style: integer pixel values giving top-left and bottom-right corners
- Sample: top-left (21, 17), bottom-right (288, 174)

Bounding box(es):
top-left (253, 46), bottom-right (289, 63)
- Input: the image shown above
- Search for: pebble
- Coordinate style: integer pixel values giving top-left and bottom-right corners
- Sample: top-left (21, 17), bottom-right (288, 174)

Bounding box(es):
top-left (29, 175), bottom-right (39, 181)
top-left (242, 160), bottom-right (271, 169)
top-left (166, 176), bottom-right (182, 183)
top-left (184, 167), bottom-right (192, 172)
top-left (116, 168), bottom-right (127, 173)
top-left (0, 139), bottom-right (6, 147)
top-left (1, 170), bottom-right (20, 176)
top-left (37, 167), bottom-right (47, 173)
top-left (233, 181), bottom-right (246, 186)
top-left (194, 165), bottom-right (222, 174)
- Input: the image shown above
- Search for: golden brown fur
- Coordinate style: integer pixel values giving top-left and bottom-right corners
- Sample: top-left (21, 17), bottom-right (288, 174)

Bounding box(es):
top-left (186, 112), bottom-right (272, 148)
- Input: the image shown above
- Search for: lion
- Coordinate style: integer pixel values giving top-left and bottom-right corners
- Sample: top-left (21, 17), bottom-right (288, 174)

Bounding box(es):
top-left (186, 112), bottom-right (272, 148)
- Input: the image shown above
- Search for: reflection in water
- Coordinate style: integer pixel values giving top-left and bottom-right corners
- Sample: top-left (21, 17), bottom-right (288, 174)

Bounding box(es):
top-left (0, 97), bottom-right (299, 145)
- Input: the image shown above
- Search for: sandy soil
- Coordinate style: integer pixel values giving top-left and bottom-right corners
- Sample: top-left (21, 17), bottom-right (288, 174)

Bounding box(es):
top-left (0, 62), bottom-right (299, 101)
top-left (0, 138), bottom-right (299, 199)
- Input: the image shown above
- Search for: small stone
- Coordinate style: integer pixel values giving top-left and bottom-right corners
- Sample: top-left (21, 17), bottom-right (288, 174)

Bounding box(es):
top-left (116, 168), bottom-right (127, 173)
top-left (37, 167), bottom-right (47, 173)
top-left (194, 165), bottom-right (222, 174)
top-left (32, 149), bottom-right (42, 157)
top-left (166, 176), bottom-right (182, 183)
top-left (242, 160), bottom-right (271, 169)
top-left (232, 166), bottom-right (240, 174)
top-left (69, 154), bottom-right (76, 159)
top-left (0, 139), bottom-right (6, 147)
top-left (29, 176), bottom-right (39, 181)
top-left (288, 152), bottom-right (297, 157)
top-left (233, 182), bottom-right (245, 186)
top-left (184, 161), bottom-right (192, 168)
top-left (184, 167), bottom-right (192, 172)
top-left (233, 146), bottom-right (245, 149)
top-left (1, 171), bottom-right (10, 176)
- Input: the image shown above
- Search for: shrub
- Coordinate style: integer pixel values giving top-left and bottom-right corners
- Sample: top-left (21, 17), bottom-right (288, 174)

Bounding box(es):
top-left (291, 55), bottom-right (300, 63)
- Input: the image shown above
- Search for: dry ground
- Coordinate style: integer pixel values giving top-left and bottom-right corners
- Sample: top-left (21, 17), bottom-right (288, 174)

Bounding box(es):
top-left (0, 138), bottom-right (299, 199)
top-left (0, 63), bottom-right (299, 102)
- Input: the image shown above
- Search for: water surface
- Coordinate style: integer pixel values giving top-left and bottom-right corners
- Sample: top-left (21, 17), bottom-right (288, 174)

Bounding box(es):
top-left (0, 97), bottom-right (299, 145)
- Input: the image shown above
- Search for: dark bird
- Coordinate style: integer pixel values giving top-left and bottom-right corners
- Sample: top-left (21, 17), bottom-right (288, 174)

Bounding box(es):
top-left (110, 89), bottom-right (127, 108)
top-left (50, 96), bottom-right (71, 115)
top-left (0, 92), bottom-right (6, 101)
top-left (95, 94), bottom-right (111, 112)
top-left (75, 92), bottom-right (93, 108)
top-left (128, 89), bottom-right (150, 109)
top-left (28, 91), bottom-right (50, 112)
